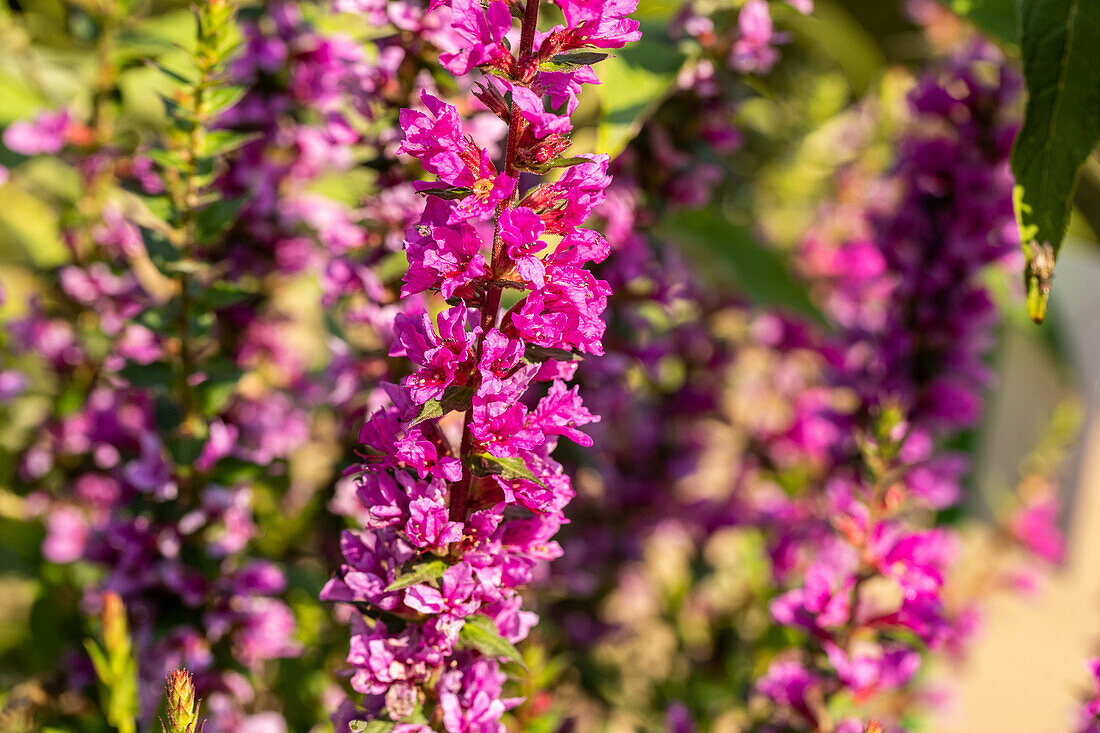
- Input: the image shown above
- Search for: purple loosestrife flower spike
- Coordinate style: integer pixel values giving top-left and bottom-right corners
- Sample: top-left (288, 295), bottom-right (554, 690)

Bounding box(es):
top-left (326, 0), bottom-right (636, 726)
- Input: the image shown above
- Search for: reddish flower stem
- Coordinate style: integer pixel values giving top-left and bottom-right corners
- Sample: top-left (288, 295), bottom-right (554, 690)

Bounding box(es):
top-left (449, 0), bottom-right (541, 524)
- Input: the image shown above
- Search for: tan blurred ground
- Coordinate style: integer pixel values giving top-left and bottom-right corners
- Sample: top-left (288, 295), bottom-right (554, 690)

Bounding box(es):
top-left (938, 244), bottom-right (1100, 732)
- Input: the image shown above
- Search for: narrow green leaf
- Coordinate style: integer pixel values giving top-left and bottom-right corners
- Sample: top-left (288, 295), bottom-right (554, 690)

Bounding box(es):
top-left (150, 60), bottom-right (196, 86)
top-left (658, 207), bottom-right (827, 325)
top-left (416, 186), bottom-right (474, 201)
top-left (522, 344), bottom-right (581, 365)
top-left (84, 640), bottom-right (111, 682)
top-left (1011, 0), bottom-right (1100, 322)
top-left (541, 51), bottom-right (611, 72)
top-left (456, 614), bottom-right (527, 669)
top-left (349, 722), bottom-right (395, 733)
top-left (384, 559), bottom-right (450, 592)
top-left (468, 453), bottom-right (545, 487)
top-left (199, 282), bottom-right (256, 310)
top-left (202, 129), bottom-right (257, 157)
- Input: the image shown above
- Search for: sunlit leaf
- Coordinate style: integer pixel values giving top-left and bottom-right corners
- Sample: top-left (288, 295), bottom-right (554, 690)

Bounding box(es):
top-left (1011, 0), bottom-right (1100, 322)
top-left (456, 614), bottom-right (527, 669)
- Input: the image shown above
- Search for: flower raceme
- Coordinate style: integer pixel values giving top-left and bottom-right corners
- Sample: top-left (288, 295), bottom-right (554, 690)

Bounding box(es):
top-left (322, 0), bottom-right (637, 728)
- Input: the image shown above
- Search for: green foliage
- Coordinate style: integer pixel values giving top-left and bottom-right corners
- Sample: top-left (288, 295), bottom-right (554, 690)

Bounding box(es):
top-left (594, 20), bottom-right (686, 158)
top-left (410, 384), bottom-right (477, 426)
top-left (84, 594), bottom-right (138, 733)
top-left (350, 722), bottom-right (396, 733)
top-left (467, 452), bottom-right (545, 487)
top-left (940, 0), bottom-right (1019, 45)
top-left (658, 207), bottom-right (826, 324)
top-left (456, 614), bottom-right (527, 669)
top-left (1011, 0), bottom-right (1100, 322)
top-left (384, 559), bottom-right (450, 592)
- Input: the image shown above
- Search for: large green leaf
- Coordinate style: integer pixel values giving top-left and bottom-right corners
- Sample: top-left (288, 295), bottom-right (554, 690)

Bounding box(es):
top-left (1011, 0), bottom-right (1100, 322)
top-left (594, 22), bottom-right (686, 158)
top-left (658, 208), bottom-right (826, 324)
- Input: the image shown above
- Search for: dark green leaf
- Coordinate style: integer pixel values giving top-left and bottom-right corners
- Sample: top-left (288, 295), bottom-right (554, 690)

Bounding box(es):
top-left (542, 52), bottom-right (611, 72)
top-left (199, 282), bottom-right (256, 310)
top-left (195, 366), bottom-right (242, 417)
top-left (195, 195), bottom-right (246, 243)
top-left (522, 344), bottom-right (581, 364)
top-left (456, 614), bottom-right (527, 669)
top-left (658, 207), bottom-right (827, 325)
top-left (938, 0), bottom-right (1018, 44)
top-left (1011, 0), bottom-right (1100, 322)
top-left (384, 559), bottom-right (449, 592)
top-left (119, 361), bottom-right (175, 390)
top-left (416, 186), bottom-right (474, 201)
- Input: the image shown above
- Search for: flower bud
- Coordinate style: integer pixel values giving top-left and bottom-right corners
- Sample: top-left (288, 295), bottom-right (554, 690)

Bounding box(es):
top-left (161, 669), bottom-right (204, 733)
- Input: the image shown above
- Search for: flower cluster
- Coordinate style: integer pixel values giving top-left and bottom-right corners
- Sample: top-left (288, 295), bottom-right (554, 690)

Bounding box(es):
top-left (322, 0), bottom-right (638, 728)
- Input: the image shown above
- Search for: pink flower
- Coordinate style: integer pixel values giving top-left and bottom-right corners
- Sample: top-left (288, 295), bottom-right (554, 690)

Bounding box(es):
top-left (729, 0), bottom-right (784, 74)
top-left (3, 109), bottom-right (71, 155)
top-left (406, 495), bottom-right (465, 549)
top-left (393, 303), bottom-right (480, 404)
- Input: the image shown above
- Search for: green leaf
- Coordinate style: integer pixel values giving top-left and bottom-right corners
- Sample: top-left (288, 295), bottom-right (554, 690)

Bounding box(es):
top-left (409, 384), bottom-right (476, 426)
top-left (151, 60), bottom-right (196, 86)
top-left (595, 22), bottom-right (687, 158)
top-left (349, 722), bottom-right (395, 733)
top-left (456, 614), bottom-right (527, 669)
top-left (195, 195), bottom-right (246, 243)
top-left (119, 361), bottom-right (175, 390)
top-left (205, 86), bottom-right (247, 116)
top-left (384, 559), bottom-right (449, 592)
top-left (939, 0), bottom-right (1018, 44)
top-left (1011, 0), bottom-right (1100, 322)
top-left (194, 365), bottom-right (243, 417)
top-left (541, 51), bottom-right (611, 72)
top-left (525, 155), bottom-right (595, 174)
top-left (522, 344), bottom-right (582, 364)
top-left (467, 453), bottom-right (544, 487)
top-left (657, 207), bottom-right (827, 325)
top-left (416, 186), bottom-right (475, 201)
top-left (410, 399), bottom-right (444, 426)
top-left (144, 147), bottom-right (183, 171)
top-left (84, 640), bottom-right (111, 683)
top-left (202, 129), bottom-right (256, 157)
top-left (199, 282), bottom-right (256, 310)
